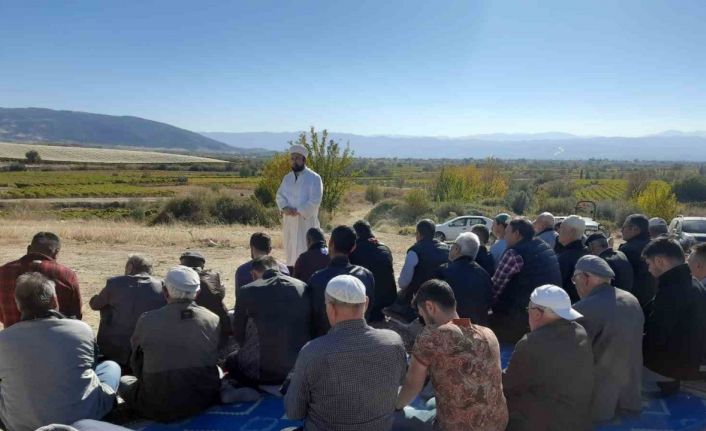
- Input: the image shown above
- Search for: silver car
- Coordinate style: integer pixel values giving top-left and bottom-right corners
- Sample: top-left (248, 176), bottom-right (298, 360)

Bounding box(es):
top-left (435, 215), bottom-right (494, 242)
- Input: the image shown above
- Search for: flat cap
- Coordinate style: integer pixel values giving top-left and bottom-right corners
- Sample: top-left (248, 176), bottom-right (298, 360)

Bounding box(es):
top-left (180, 250), bottom-right (205, 261)
top-left (585, 232), bottom-right (607, 245)
top-left (575, 255), bottom-right (615, 278)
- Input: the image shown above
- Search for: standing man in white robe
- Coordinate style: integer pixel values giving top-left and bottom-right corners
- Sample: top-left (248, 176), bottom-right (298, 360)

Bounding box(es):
top-left (276, 145), bottom-right (323, 268)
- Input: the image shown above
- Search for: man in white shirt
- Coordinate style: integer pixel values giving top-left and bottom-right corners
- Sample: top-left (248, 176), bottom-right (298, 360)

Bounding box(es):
top-left (276, 145), bottom-right (323, 268)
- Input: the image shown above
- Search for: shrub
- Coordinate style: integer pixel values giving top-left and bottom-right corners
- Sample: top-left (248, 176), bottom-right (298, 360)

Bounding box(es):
top-left (401, 189), bottom-right (433, 223)
top-left (8, 162), bottom-right (26, 172)
top-left (636, 180), bottom-right (679, 221)
top-left (538, 197), bottom-right (577, 215)
top-left (543, 180), bottom-right (574, 198)
top-left (367, 199), bottom-right (403, 225)
top-left (365, 183), bottom-right (383, 204)
top-left (25, 150), bottom-right (41, 163)
top-left (152, 191), bottom-right (279, 227)
top-left (153, 195), bottom-right (212, 224)
top-left (254, 152), bottom-right (290, 206)
top-left (674, 176), bottom-right (706, 203)
top-left (211, 195), bottom-right (280, 226)
top-left (507, 191), bottom-right (531, 215)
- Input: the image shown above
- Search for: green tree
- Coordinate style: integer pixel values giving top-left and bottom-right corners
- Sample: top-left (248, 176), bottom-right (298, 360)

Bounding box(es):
top-left (254, 152), bottom-right (291, 206)
top-left (292, 127), bottom-right (358, 213)
top-left (365, 183), bottom-right (383, 204)
top-left (25, 150), bottom-right (41, 163)
top-left (636, 180), bottom-right (678, 220)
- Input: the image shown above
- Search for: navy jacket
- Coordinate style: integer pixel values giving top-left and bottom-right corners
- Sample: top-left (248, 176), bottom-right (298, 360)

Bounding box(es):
top-left (436, 256), bottom-right (492, 326)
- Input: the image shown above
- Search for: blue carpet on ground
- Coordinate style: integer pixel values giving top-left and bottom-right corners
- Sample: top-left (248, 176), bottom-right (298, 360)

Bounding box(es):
top-left (141, 345), bottom-right (706, 431)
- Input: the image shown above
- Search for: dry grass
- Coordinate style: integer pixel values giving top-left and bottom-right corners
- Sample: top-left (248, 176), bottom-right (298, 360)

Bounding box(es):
top-left (0, 142), bottom-right (226, 164)
top-left (0, 217), bottom-right (414, 331)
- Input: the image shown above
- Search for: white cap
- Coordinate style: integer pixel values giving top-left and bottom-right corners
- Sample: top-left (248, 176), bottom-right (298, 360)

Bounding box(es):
top-left (530, 284), bottom-right (582, 321)
top-left (165, 265), bottom-right (201, 294)
top-left (325, 274), bottom-right (366, 304)
top-left (290, 144), bottom-right (308, 158)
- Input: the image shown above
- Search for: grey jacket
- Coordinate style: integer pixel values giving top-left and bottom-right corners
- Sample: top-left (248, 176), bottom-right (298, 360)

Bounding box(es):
top-left (0, 314), bottom-right (116, 431)
top-left (574, 284), bottom-right (644, 422)
top-left (125, 300), bottom-right (220, 422)
top-left (503, 319), bottom-right (593, 431)
top-left (89, 274), bottom-right (165, 366)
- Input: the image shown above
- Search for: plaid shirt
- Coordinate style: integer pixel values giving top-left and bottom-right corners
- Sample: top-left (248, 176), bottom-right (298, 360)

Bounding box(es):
top-left (0, 253), bottom-right (81, 327)
top-left (491, 249), bottom-right (524, 301)
top-left (284, 319), bottom-right (407, 431)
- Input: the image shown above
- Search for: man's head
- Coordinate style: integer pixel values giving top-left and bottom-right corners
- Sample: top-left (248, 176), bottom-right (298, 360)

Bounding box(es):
top-left (28, 232), bottom-right (61, 258)
top-left (648, 217), bottom-right (669, 239)
top-left (179, 250), bottom-right (205, 269)
top-left (449, 232), bottom-right (480, 262)
top-left (306, 227), bottom-right (326, 248)
top-left (585, 232), bottom-right (610, 256)
top-left (324, 274), bottom-right (368, 326)
top-left (125, 253), bottom-right (152, 276)
top-left (471, 224), bottom-right (490, 246)
top-left (505, 217), bottom-right (534, 248)
top-left (558, 215), bottom-right (585, 246)
top-left (492, 213), bottom-right (512, 240)
top-left (329, 225), bottom-right (356, 256)
top-left (164, 265), bottom-right (201, 302)
top-left (416, 219), bottom-right (436, 242)
top-left (527, 284), bottom-right (582, 331)
top-left (573, 255), bottom-right (615, 299)
top-left (250, 255), bottom-right (278, 281)
top-left (249, 232), bottom-right (273, 259)
top-left (621, 214), bottom-right (649, 242)
top-left (290, 145), bottom-right (308, 173)
top-left (642, 237), bottom-right (685, 278)
top-left (15, 272), bottom-right (58, 318)
top-left (353, 219), bottom-right (374, 241)
top-left (533, 212), bottom-right (555, 234)
top-left (687, 243), bottom-right (706, 281)
top-left (412, 279), bottom-right (458, 326)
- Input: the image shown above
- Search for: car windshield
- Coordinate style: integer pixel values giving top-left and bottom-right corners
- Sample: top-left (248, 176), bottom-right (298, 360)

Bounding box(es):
top-left (683, 220), bottom-right (706, 234)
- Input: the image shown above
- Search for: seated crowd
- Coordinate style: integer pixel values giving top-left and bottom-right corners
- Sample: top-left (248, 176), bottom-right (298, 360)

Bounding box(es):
top-left (1, 212), bottom-right (706, 431)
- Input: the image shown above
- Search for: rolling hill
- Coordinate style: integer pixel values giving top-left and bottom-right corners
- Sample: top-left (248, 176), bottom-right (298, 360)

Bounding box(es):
top-left (0, 107), bottom-right (241, 154)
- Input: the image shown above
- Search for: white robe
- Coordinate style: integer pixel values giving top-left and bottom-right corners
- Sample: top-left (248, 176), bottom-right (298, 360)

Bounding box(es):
top-left (276, 167), bottom-right (323, 266)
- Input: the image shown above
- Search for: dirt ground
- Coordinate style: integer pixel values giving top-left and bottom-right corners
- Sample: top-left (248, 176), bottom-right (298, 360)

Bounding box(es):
top-left (0, 216), bottom-right (413, 332)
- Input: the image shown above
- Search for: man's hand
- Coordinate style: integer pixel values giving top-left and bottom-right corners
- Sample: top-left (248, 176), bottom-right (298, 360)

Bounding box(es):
top-left (282, 207), bottom-right (300, 216)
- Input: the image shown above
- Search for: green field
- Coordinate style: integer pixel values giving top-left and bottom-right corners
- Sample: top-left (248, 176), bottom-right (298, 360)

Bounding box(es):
top-left (0, 170), bottom-right (257, 199)
top-left (573, 179), bottom-right (628, 201)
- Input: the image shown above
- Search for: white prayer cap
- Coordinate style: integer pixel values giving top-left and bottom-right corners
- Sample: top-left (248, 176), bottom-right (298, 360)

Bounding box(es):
top-left (290, 144), bottom-right (308, 158)
top-left (530, 284), bottom-right (583, 321)
top-left (165, 265), bottom-right (201, 294)
top-left (325, 275), bottom-right (367, 304)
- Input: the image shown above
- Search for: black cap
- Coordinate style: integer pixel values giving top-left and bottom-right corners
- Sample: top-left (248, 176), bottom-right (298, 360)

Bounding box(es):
top-left (180, 250), bottom-right (205, 261)
top-left (585, 232), bottom-right (607, 245)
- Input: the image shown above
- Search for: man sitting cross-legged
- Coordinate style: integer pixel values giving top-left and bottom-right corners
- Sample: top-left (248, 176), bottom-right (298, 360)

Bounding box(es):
top-left (285, 275), bottom-right (406, 431)
top-left (0, 273), bottom-right (119, 431)
top-left (225, 255), bottom-right (312, 386)
top-left (395, 279), bottom-right (508, 431)
top-left (119, 266), bottom-right (221, 422)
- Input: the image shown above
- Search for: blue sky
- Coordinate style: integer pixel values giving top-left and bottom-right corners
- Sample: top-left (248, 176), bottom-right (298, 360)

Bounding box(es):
top-left (1, 0), bottom-right (704, 136)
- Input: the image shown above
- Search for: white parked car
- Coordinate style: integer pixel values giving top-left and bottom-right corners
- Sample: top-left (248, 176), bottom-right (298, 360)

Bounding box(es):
top-left (669, 216), bottom-right (706, 243)
top-left (435, 215), bottom-right (494, 242)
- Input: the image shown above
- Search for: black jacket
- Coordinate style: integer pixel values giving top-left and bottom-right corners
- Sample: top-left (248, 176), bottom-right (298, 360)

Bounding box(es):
top-left (308, 256), bottom-right (376, 337)
top-left (195, 269), bottom-right (231, 347)
top-left (619, 233), bottom-right (656, 307)
top-left (401, 238), bottom-right (449, 305)
top-left (475, 245), bottom-right (495, 277)
top-left (558, 240), bottom-right (589, 303)
top-left (231, 269), bottom-right (312, 384)
top-left (436, 256), bottom-right (492, 326)
top-left (599, 248), bottom-right (634, 293)
top-left (349, 236), bottom-right (396, 323)
top-left (293, 241), bottom-right (331, 284)
top-left (643, 264), bottom-right (706, 380)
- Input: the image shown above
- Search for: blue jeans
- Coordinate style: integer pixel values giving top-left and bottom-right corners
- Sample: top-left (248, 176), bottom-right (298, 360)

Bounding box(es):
top-left (96, 360), bottom-right (121, 392)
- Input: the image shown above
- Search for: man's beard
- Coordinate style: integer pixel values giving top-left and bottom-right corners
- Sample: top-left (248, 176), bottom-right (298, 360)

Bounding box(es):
top-left (292, 164), bottom-right (305, 173)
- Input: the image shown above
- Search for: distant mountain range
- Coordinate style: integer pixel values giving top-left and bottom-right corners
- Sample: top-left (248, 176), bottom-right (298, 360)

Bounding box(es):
top-left (0, 107), bottom-right (252, 154)
top-left (202, 131), bottom-right (706, 161)
top-left (2, 107), bottom-right (705, 160)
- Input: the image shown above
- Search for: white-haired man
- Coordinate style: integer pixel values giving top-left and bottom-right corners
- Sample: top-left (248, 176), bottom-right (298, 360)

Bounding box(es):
top-left (276, 145), bottom-right (324, 268)
top-left (119, 266), bottom-right (220, 422)
top-left (533, 212), bottom-right (559, 250)
top-left (285, 275), bottom-right (406, 430)
top-left (503, 285), bottom-right (593, 431)
top-left (0, 273), bottom-right (119, 431)
top-left (435, 232), bottom-right (492, 325)
top-left (557, 215), bottom-right (589, 302)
